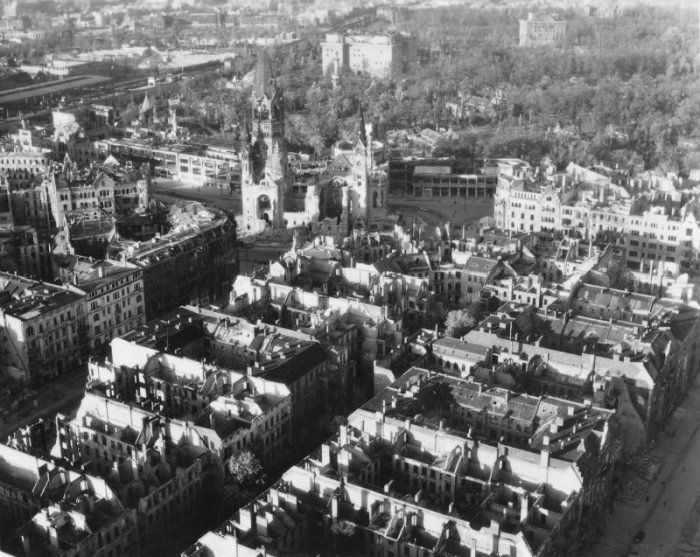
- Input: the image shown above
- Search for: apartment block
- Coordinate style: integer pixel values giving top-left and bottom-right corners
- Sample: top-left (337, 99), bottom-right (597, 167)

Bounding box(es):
top-left (430, 293), bottom-right (700, 450)
top-left (184, 367), bottom-right (621, 557)
top-left (106, 204), bottom-right (237, 320)
top-left (231, 272), bottom-right (404, 369)
top-left (0, 443), bottom-right (138, 557)
top-left (0, 271), bottom-right (87, 383)
top-left (494, 162), bottom-right (700, 277)
top-left (55, 256), bottom-right (146, 351)
top-left (51, 386), bottom-right (223, 554)
top-left (105, 305), bottom-right (340, 449)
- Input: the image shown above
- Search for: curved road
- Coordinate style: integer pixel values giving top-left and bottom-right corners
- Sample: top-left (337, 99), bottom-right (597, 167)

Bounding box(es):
top-left (390, 196), bottom-right (493, 235)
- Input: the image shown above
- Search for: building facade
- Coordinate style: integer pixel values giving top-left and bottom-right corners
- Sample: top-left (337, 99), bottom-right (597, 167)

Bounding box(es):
top-left (184, 366), bottom-right (622, 557)
top-left (0, 272), bottom-right (87, 383)
top-left (519, 13), bottom-right (567, 47)
top-left (0, 443), bottom-right (138, 557)
top-left (106, 203), bottom-right (237, 320)
top-left (321, 32), bottom-right (415, 79)
top-left (494, 162), bottom-right (700, 276)
top-left (55, 256), bottom-right (146, 351)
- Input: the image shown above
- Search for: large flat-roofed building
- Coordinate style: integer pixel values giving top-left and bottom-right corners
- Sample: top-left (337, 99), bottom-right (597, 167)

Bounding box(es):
top-left (321, 32), bottom-right (415, 79)
top-left (389, 157), bottom-right (527, 199)
top-left (0, 272), bottom-right (87, 383)
top-left (187, 9), bottom-right (226, 28)
top-left (99, 137), bottom-right (239, 189)
top-left (184, 367), bottom-right (621, 557)
top-left (106, 202), bottom-right (237, 320)
top-left (406, 164), bottom-right (495, 199)
top-left (519, 13), bottom-right (567, 47)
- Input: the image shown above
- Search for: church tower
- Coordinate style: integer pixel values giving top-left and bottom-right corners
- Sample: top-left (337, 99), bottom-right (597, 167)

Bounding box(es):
top-left (240, 52), bottom-right (289, 234)
top-left (345, 105), bottom-right (387, 231)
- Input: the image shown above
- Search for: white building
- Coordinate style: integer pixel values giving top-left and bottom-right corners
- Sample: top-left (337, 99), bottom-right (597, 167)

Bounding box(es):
top-left (321, 32), bottom-right (415, 79)
top-left (43, 164), bottom-right (149, 229)
top-left (518, 13), bottom-right (567, 47)
top-left (0, 272), bottom-right (87, 382)
top-left (494, 162), bottom-right (700, 275)
top-left (56, 257), bottom-right (145, 351)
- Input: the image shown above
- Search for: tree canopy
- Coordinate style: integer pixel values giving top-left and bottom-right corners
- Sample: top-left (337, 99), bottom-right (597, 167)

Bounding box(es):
top-left (226, 450), bottom-right (265, 489)
top-left (444, 308), bottom-right (478, 338)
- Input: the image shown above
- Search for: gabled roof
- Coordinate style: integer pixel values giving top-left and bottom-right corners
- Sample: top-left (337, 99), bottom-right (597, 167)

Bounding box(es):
top-left (140, 93), bottom-right (152, 114)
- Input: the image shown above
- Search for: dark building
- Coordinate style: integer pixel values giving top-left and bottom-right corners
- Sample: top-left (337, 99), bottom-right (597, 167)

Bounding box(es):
top-left (106, 203), bottom-right (237, 320)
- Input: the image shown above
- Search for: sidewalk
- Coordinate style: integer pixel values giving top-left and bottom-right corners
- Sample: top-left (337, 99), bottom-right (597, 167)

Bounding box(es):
top-left (583, 379), bottom-right (700, 557)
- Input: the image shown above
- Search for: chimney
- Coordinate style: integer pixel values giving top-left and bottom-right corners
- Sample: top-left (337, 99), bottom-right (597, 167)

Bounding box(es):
top-left (331, 496), bottom-right (339, 519)
top-left (238, 508), bottom-right (252, 531)
top-left (321, 443), bottom-right (331, 465)
top-left (384, 479), bottom-right (394, 494)
top-left (520, 493), bottom-right (530, 522)
top-left (270, 488), bottom-right (280, 507)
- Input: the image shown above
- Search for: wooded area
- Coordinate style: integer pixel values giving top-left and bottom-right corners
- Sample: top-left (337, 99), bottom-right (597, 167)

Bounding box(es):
top-left (157, 4), bottom-right (700, 173)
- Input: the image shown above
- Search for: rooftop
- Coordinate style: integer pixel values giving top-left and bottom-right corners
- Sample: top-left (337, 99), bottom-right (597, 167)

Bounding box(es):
top-left (0, 273), bottom-right (83, 320)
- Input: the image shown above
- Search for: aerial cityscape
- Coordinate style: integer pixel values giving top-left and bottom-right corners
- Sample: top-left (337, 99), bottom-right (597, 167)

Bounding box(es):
top-left (0, 0), bottom-right (699, 556)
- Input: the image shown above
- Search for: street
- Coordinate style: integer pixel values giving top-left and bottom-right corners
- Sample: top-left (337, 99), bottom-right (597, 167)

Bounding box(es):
top-left (0, 369), bottom-right (87, 440)
top-left (584, 376), bottom-right (700, 557)
top-left (154, 179), bottom-right (242, 213)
